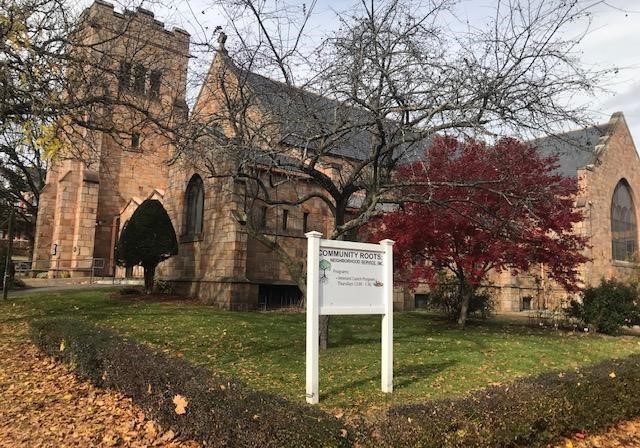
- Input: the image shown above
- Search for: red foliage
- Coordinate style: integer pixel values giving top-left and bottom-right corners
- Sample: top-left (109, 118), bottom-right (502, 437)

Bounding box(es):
top-left (373, 136), bottom-right (589, 291)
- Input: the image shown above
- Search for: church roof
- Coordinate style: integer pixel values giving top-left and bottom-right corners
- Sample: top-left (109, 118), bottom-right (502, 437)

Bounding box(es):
top-left (209, 51), bottom-right (621, 172)
top-left (237, 67), bottom-right (424, 162)
top-left (530, 118), bottom-right (616, 177)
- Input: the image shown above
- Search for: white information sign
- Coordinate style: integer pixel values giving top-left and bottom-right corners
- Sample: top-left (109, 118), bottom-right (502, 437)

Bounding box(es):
top-left (319, 243), bottom-right (385, 315)
top-left (305, 231), bottom-right (394, 404)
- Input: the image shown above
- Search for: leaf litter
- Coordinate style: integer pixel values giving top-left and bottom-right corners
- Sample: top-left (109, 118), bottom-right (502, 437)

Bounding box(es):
top-left (0, 321), bottom-right (199, 448)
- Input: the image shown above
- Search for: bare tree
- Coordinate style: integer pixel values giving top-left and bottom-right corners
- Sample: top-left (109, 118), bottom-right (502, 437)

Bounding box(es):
top-left (173, 0), bottom-right (611, 347)
top-left (3, 0), bottom-right (615, 345)
top-left (1, 0), bottom-right (79, 251)
top-left (0, 124), bottom-right (47, 253)
top-left (1, 0), bottom-right (192, 259)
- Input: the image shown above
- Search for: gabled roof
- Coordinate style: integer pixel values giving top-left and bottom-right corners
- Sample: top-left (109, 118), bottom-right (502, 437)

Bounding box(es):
top-left (204, 50), bottom-right (624, 172)
top-left (119, 189), bottom-right (165, 215)
top-left (531, 125), bottom-right (607, 177)
top-left (204, 52), bottom-right (426, 163)
top-left (238, 69), bottom-right (380, 160)
top-left (530, 113), bottom-right (626, 177)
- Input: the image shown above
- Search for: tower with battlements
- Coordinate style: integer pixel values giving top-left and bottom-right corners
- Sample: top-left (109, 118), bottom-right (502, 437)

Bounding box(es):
top-left (32, 1), bottom-right (190, 277)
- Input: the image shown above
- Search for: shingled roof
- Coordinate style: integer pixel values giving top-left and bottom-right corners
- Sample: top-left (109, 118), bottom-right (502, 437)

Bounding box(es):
top-left (530, 117), bottom-right (615, 177)
top-left (211, 50), bottom-right (619, 171)
top-left (236, 67), bottom-right (425, 163)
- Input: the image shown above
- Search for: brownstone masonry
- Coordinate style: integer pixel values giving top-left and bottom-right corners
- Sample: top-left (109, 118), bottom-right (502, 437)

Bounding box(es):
top-left (33, 2), bottom-right (640, 313)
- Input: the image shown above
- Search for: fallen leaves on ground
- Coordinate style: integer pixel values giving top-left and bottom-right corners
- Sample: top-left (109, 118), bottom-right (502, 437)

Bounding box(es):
top-left (557, 419), bottom-right (640, 448)
top-left (172, 395), bottom-right (188, 415)
top-left (0, 321), bottom-right (199, 448)
top-left (4, 315), bottom-right (640, 448)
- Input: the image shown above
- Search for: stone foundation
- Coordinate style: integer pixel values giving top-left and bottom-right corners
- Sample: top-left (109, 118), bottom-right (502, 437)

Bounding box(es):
top-left (168, 278), bottom-right (260, 310)
top-left (393, 284), bottom-right (415, 311)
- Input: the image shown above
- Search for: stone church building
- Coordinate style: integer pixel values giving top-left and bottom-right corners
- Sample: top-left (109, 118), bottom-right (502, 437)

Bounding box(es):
top-left (33, 2), bottom-right (640, 312)
top-left (33, 1), bottom-right (189, 278)
top-left (491, 111), bottom-right (640, 311)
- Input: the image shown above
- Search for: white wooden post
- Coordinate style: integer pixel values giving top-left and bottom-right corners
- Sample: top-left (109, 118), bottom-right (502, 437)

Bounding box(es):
top-left (305, 231), bottom-right (322, 404)
top-left (380, 239), bottom-right (394, 393)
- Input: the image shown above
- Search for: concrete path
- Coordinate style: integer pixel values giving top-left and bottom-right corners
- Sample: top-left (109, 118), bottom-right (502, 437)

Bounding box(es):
top-left (7, 277), bottom-right (143, 298)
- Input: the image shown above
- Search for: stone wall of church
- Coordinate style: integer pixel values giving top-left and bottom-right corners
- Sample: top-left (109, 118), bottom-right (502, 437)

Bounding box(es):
top-left (244, 179), bottom-right (333, 285)
top-left (161, 162), bottom-right (258, 309)
top-left (33, 160), bottom-right (100, 274)
top-left (161, 160), bottom-right (338, 308)
top-left (32, 172), bottom-right (59, 270)
top-left (579, 113), bottom-right (640, 285)
top-left (487, 113), bottom-right (640, 312)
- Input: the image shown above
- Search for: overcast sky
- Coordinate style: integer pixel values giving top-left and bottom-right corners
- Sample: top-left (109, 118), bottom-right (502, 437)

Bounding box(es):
top-left (463, 1), bottom-right (640, 142)
top-left (107, 0), bottom-right (640, 145)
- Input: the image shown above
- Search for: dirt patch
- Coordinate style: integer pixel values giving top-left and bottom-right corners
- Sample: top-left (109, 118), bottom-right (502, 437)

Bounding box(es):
top-left (0, 322), bottom-right (199, 448)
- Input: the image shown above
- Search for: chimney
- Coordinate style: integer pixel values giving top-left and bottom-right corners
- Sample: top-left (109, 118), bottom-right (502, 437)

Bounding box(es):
top-left (218, 31), bottom-right (228, 55)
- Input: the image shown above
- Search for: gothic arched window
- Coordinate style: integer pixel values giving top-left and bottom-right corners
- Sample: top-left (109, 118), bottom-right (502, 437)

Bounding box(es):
top-left (611, 179), bottom-right (637, 261)
top-left (184, 174), bottom-right (204, 237)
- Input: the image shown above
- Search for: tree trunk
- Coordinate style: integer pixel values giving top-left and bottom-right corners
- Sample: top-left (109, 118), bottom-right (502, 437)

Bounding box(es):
top-left (457, 283), bottom-right (473, 329)
top-left (143, 264), bottom-right (155, 294)
top-left (318, 201), bottom-right (347, 350)
top-left (319, 315), bottom-right (330, 350)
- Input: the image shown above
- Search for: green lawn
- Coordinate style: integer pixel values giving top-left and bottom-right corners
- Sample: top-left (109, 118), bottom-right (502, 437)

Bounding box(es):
top-left (4, 289), bottom-right (640, 413)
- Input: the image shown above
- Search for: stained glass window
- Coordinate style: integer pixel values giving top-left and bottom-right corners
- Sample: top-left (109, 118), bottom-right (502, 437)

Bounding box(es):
top-left (611, 180), bottom-right (637, 261)
top-left (185, 175), bottom-right (204, 236)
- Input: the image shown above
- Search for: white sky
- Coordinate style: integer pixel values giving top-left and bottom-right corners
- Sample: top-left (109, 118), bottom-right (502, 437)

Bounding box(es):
top-left (103, 0), bottom-right (640, 144)
top-left (459, 0), bottom-right (640, 140)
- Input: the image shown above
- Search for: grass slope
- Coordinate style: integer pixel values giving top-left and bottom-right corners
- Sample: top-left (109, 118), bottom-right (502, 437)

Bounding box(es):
top-left (5, 289), bottom-right (640, 412)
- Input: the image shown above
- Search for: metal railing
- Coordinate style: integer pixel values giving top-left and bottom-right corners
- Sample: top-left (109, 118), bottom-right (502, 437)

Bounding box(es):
top-left (20, 258), bottom-right (106, 283)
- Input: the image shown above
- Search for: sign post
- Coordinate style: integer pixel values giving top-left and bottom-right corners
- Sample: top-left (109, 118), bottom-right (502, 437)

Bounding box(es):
top-left (305, 231), bottom-right (321, 404)
top-left (305, 231), bottom-right (394, 404)
top-left (380, 239), bottom-right (394, 393)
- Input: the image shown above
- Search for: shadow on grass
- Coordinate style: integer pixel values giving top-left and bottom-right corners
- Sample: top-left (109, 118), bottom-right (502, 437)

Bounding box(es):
top-left (402, 310), bottom-right (566, 338)
top-left (331, 323), bottom-right (380, 348)
top-left (394, 360), bottom-right (458, 389)
top-left (322, 359), bottom-right (457, 399)
top-left (0, 292), bottom-right (156, 328)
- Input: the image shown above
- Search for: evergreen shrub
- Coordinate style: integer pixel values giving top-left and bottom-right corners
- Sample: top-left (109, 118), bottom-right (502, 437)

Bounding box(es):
top-left (568, 279), bottom-right (639, 334)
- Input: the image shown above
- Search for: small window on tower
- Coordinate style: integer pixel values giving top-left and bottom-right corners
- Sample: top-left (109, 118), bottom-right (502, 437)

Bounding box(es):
top-left (303, 212), bottom-right (309, 233)
top-left (133, 64), bottom-right (146, 94)
top-left (131, 133), bottom-right (140, 151)
top-left (259, 206), bottom-right (268, 229)
top-left (149, 70), bottom-right (161, 99)
top-left (118, 62), bottom-right (131, 91)
top-left (282, 209), bottom-right (289, 230)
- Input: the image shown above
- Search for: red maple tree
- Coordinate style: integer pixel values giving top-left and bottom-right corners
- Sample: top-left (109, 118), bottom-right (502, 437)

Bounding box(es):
top-left (373, 136), bottom-right (589, 327)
